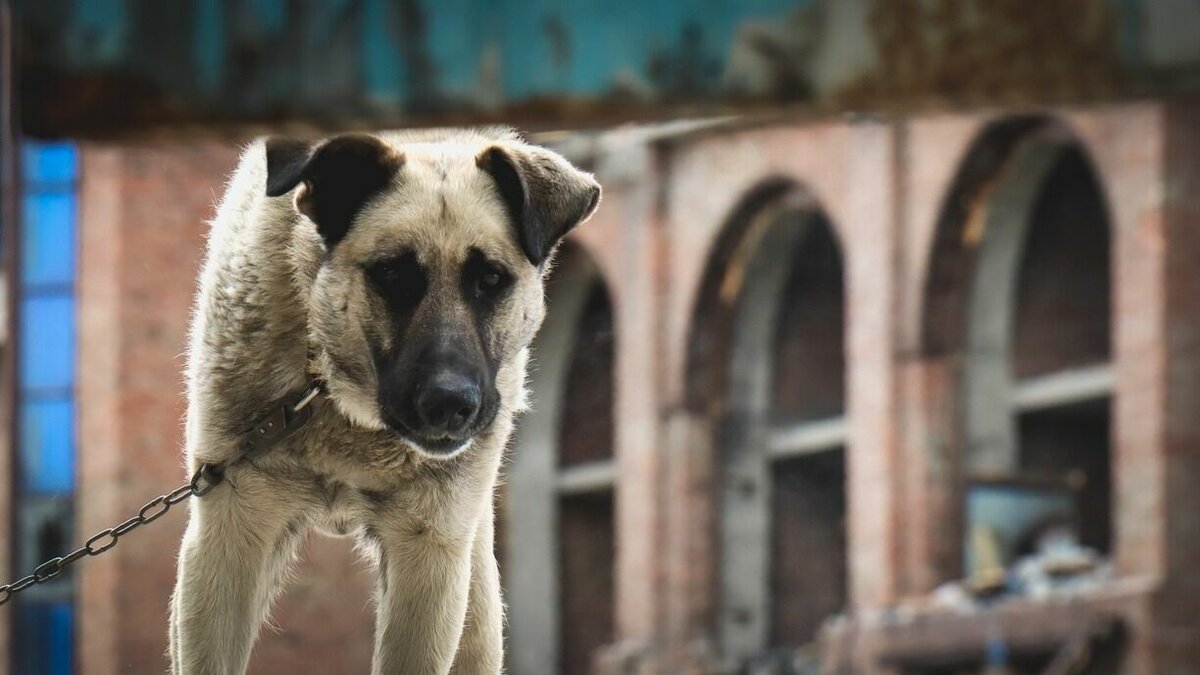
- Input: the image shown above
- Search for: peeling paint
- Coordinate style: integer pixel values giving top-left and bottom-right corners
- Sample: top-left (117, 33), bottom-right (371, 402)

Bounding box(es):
top-left (11, 0), bottom-right (1199, 137)
top-left (838, 0), bottom-right (1127, 107)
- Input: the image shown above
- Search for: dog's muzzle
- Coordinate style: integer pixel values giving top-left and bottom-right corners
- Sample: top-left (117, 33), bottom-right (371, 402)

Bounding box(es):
top-left (380, 365), bottom-right (497, 456)
top-left (415, 370), bottom-right (481, 437)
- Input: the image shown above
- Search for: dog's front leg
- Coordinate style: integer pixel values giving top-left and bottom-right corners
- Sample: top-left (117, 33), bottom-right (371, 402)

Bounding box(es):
top-left (450, 503), bottom-right (504, 675)
top-left (170, 468), bottom-right (309, 675)
top-left (370, 508), bottom-right (477, 675)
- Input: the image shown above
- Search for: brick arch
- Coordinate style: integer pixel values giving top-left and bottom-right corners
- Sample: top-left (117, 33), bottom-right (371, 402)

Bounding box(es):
top-left (920, 114), bottom-right (1113, 357)
top-left (684, 178), bottom-right (842, 416)
top-left (916, 114), bottom-right (1115, 582)
top-left (684, 179), bottom-right (849, 664)
top-left (923, 115), bottom-right (1056, 356)
top-left (505, 240), bottom-right (617, 675)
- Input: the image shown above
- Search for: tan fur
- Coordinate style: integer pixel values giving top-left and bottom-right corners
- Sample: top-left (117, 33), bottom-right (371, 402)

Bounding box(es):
top-left (170, 129), bottom-right (598, 674)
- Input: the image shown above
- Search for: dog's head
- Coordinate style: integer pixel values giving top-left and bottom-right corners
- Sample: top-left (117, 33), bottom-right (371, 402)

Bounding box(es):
top-left (264, 130), bottom-right (600, 458)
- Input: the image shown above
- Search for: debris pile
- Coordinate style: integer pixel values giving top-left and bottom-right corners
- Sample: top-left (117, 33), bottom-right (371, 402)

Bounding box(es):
top-left (930, 527), bottom-right (1112, 612)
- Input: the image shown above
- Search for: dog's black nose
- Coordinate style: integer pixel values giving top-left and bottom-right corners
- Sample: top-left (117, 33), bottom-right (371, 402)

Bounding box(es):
top-left (415, 372), bottom-right (481, 435)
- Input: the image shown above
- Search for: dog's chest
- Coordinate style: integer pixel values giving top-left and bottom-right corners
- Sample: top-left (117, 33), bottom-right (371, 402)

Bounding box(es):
top-left (308, 477), bottom-right (388, 536)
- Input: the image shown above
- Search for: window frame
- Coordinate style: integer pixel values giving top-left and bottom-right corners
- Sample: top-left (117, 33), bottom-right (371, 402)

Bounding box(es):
top-left (505, 250), bottom-right (617, 675)
top-left (11, 140), bottom-right (80, 675)
top-left (961, 134), bottom-right (1115, 572)
top-left (715, 193), bottom-right (848, 663)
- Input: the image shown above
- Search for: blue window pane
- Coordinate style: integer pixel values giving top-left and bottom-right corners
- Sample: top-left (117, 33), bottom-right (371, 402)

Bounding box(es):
top-left (22, 143), bottom-right (78, 185)
top-left (20, 398), bottom-right (75, 493)
top-left (15, 601), bottom-right (74, 675)
top-left (19, 296), bottom-right (75, 392)
top-left (21, 192), bottom-right (77, 288)
top-left (16, 139), bottom-right (78, 665)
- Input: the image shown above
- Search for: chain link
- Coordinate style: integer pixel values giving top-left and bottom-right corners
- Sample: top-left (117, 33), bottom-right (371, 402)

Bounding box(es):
top-left (0, 381), bottom-right (323, 607)
top-left (0, 466), bottom-right (215, 606)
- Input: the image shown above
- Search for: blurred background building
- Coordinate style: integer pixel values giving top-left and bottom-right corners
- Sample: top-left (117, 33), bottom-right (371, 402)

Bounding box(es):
top-left (1, 1), bottom-right (1199, 674)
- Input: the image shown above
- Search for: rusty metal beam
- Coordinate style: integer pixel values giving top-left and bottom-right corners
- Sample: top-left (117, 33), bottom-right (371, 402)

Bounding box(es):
top-left (11, 1), bottom-right (1199, 138)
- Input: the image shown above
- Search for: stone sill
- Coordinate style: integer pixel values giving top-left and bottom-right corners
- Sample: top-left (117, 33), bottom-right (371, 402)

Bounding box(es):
top-left (823, 577), bottom-right (1159, 671)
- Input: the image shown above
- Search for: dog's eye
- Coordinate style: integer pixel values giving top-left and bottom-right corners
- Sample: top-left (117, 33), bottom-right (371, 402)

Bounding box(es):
top-left (368, 262), bottom-right (406, 287)
top-left (365, 252), bottom-right (426, 311)
top-left (375, 264), bottom-right (400, 284)
top-left (480, 271), bottom-right (502, 290)
top-left (475, 266), bottom-right (510, 296)
top-left (463, 249), bottom-right (513, 302)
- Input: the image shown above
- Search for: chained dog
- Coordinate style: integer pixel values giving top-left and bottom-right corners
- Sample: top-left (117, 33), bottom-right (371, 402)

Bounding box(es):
top-left (169, 128), bottom-right (600, 674)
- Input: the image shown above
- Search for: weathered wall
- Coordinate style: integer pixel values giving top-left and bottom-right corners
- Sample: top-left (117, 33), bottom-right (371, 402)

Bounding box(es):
top-left (15, 0), bottom-right (1200, 137)
top-left (59, 102), bottom-right (1200, 673)
top-left (638, 102), bottom-right (1199, 672)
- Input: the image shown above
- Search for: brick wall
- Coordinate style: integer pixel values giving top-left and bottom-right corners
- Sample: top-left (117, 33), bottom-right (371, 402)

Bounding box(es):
top-left (60, 103), bottom-right (1200, 674)
top-left (641, 104), bottom-right (1200, 673)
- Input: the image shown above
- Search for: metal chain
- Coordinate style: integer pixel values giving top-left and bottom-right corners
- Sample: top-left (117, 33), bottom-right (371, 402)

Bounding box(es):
top-left (0, 468), bottom-right (218, 607)
top-left (0, 381), bottom-right (323, 607)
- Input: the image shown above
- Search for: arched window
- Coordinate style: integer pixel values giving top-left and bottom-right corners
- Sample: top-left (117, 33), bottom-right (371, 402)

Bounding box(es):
top-left (965, 138), bottom-right (1113, 567)
top-left (1010, 147), bottom-right (1112, 555)
top-left (925, 119), bottom-right (1113, 581)
top-left (504, 245), bottom-right (616, 675)
top-left (698, 188), bottom-right (848, 665)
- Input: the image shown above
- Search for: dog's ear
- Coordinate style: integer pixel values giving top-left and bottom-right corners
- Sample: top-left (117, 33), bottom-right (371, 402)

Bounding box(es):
top-left (476, 143), bottom-right (601, 266)
top-left (264, 134), bottom-right (404, 248)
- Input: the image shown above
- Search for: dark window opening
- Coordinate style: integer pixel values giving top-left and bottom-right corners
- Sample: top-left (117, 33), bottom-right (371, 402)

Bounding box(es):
top-left (769, 451), bottom-right (847, 646)
top-left (558, 492), bottom-right (616, 675)
top-left (772, 218), bottom-right (845, 423)
top-left (558, 282), bottom-right (615, 468)
top-left (556, 274), bottom-right (616, 673)
top-left (1012, 147), bottom-right (1112, 556)
top-left (1018, 400), bottom-right (1112, 554)
top-left (1013, 148), bottom-right (1111, 378)
top-left (766, 214), bottom-right (848, 648)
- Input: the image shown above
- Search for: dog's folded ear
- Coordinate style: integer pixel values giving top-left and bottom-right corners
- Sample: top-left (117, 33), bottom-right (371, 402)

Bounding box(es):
top-left (476, 143), bottom-right (601, 266)
top-left (264, 134), bottom-right (404, 248)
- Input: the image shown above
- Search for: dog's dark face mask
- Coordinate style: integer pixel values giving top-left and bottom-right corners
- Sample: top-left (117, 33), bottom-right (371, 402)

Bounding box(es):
top-left (263, 132), bottom-right (600, 458)
top-left (359, 246), bottom-right (511, 455)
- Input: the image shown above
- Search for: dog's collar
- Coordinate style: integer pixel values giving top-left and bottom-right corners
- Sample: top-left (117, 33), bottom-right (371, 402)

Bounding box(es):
top-left (245, 377), bottom-right (326, 456)
top-left (193, 376), bottom-right (326, 494)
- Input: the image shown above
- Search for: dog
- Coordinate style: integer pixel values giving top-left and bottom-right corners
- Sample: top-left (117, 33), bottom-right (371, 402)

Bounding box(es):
top-left (169, 128), bottom-right (600, 674)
